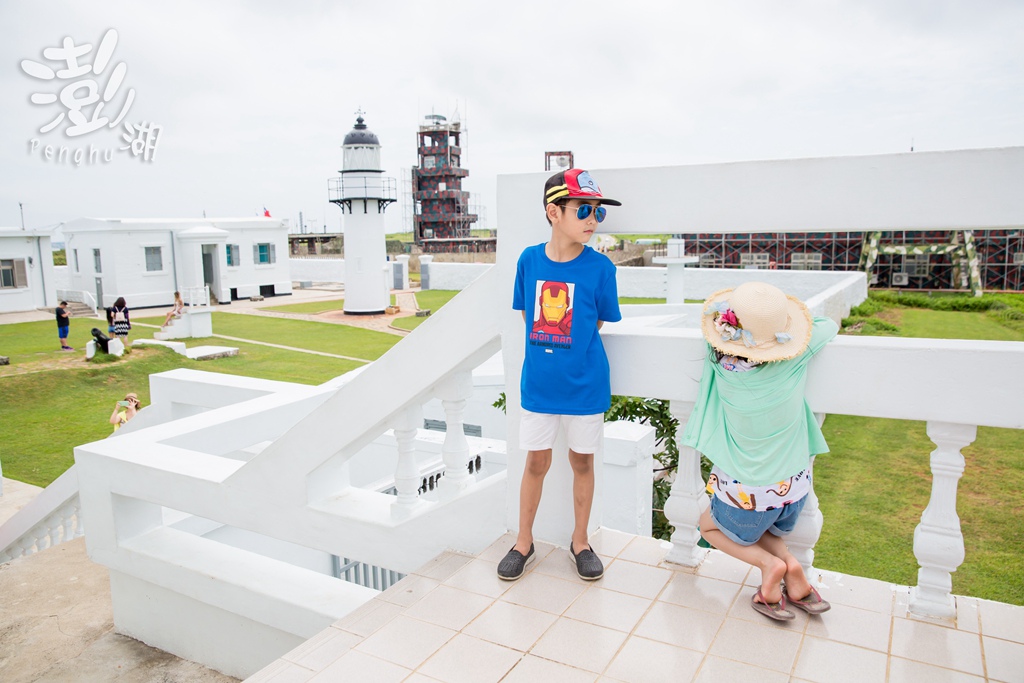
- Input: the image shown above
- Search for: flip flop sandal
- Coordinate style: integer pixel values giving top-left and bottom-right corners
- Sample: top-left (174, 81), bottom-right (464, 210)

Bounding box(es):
top-left (783, 586), bottom-right (832, 614)
top-left (751, 589), bottom-right (796, 621)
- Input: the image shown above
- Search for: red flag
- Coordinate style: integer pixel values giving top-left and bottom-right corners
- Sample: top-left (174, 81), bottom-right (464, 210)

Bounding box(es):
top-left (263, 207), bottom-right (271, 217)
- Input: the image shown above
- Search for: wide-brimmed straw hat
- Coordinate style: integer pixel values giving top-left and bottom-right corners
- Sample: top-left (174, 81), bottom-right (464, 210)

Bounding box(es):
top-left (700, 282), bottom-right (812, 363)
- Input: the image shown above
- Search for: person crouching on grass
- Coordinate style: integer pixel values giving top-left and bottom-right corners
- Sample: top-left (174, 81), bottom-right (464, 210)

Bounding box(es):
top-left (682, 282), bottom-right (837, 620)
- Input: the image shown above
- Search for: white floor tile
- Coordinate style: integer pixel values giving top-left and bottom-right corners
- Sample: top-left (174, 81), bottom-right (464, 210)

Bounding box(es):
top-left (418, 633), bottom-right (522, 683)
top-left (658, 572), bottom-right (743, 615)
top-left (709, 617), bottom-right (803, 673)
top-left (589, 528), bottom-right (635, 557)
top-left (308, 650), bottom-right (410, 682)
top-left (791, 636), bottom-right (888, 683)
top-left (501, 655), bottom-right (598, 683)
top-left (603, 636), bottom-right (703, 683)
top-left (695, 551), bottom-right (751, 584)
top-left (983, 635), bottom-right (1024, 683)
top-left (281, 626), bottom-right (362, 671)
top-left (354, 615), bottom-right (456, 669)
top-left (978, 598), bottom-right (1024, 644)
top-left (413, 551), bottom-right (474, 582)
top-left (887, 657), bottom-right (985, 683)
top-left (378, 574), bottom-right (441, 608)
top-left (564, 586), bottom-right (654, 633)
top-left (615, 536), bottom-right (673, 566)
top-left (401, 584), bottom-right (493, 631)
top-left (462, 600), bottom-right (558, 652)
top-left (500, 571), bottom-right (587, 614)
top-left (634, 601), bottom-right (724, 652)
top-left (530, 618), bottom-right (628, 673)
top-left (890, 617), bottom-right (985, 676)
top-left (598, 559), bottom-right (672, 600)
top-left (814, 571), bottom-right (897, 614)
top-left (442, 558), bottom-right (514, 598)
top-left (245, 659), bottom-right (315, 683)
top-left (804, 601), bottom-right (892, 652)
top-left (692, 655), bottom-right (789, 683)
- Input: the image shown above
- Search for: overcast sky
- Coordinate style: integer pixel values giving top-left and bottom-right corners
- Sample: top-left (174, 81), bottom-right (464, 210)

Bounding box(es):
top-left (2, 0), bottom-right (1022, 237)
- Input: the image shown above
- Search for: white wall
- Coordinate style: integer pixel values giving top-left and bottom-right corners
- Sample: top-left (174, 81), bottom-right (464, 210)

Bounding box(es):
top-left (423, 262), bottom-right (491, 291)
top-left (0, 232), bottom-right (56, 313)
top-left (288, 258), bottom-right (345, 284)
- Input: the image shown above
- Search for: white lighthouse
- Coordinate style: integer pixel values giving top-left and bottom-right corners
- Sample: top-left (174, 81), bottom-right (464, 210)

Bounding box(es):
top-left (329, 113), bottom-right (397, 314)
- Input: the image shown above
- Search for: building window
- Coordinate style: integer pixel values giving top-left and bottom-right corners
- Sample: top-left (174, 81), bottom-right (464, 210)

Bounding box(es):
top-left (1014, 252), bottom-right (1024, 265)
top-left (698, 253), bottom-right (719, 267)
top-left (73, 249), bottom-right (79, 272)
top-left (226, 244), bottom-right (240, 266)
top-left (903, 253), bottom-right (930, 277)
top-left (423, 156), bottom-right (436, 169)
top-left (0, 259), bottom-right (28, 289)
top-left (253, 243), bottom-right (276, 264)
top-left (144, 246), bottom-right (163, 272)
top-left (740, 253), bottom-right (770, 269)
top-left (93, 248), bottom-right (102, 273)
top-left (791, 252), bottom-right (822, 270)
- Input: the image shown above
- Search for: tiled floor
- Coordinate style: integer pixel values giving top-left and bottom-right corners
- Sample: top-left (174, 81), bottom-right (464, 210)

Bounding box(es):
top-left (247, 529), bottom-right (1024, 683)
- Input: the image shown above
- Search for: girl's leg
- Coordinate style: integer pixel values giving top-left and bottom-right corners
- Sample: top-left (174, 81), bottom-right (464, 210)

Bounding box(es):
top-left (699, 507), bottom-right (787, 603)
top-left (756, 533), bottom-right (813, 600)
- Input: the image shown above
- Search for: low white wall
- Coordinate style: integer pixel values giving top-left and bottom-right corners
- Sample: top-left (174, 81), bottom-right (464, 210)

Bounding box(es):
top-left (616, 266), bottom-right (666, 298)
top-left (288, 258), bottom-right (344, 283)
top-left (423, 262), bottom-right (491, 290)
top-left (421, 262), bottom-right (866, 320)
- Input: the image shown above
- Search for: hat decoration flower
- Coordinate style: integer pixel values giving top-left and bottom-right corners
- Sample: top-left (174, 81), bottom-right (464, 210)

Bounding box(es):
top-left (707, 301), bottom-right (792, 348)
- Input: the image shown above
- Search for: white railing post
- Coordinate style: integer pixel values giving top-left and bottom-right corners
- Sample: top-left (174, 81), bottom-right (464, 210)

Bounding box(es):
top-left (664, 401), bottom-right (710, 567)
top-left (391, 405), bottom-right (423, 515)
top-left (437, 370), bottom-right (474, 498)
top-left (910, 421), bottom-right (976, 618)
top-left (786, 413), bottom-right (826, 576)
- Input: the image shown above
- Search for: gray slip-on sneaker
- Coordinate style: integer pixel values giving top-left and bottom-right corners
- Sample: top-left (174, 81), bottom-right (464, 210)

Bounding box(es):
top-left (569, 542), bottom-right (604, 580)
top-left (497, 543), bottom-right (535, 581)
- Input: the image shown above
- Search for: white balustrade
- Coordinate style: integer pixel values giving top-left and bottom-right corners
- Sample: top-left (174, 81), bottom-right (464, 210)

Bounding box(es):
top-left (438, 370), bottom-right (474, 497)
top-left (910, 421), bottom-right (976, 618)
top-left (786, 413), bottom-right (827, 575)
top-left (391, 405), bottom-right (425, 513)
top-left (663, 401), bottom-right (710, 567)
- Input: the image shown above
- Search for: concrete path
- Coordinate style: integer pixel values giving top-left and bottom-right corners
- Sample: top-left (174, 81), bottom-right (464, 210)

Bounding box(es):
top-left (0, 537), bottom-right (238, 683)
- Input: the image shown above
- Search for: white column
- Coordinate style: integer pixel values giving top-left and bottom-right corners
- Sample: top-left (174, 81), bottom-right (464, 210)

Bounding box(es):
top-left (664, 401), bottom-right (710, 566)
top-left (391, 405), bottom-right (423, 516)
top-left (910, 421), bottom-right (976, 618)
top-left (438, 371), bottom-right (474, 499)
top-left (419, 254), bottom-right (433, 290)
top-left (786, 413), bottom-right (826, 576)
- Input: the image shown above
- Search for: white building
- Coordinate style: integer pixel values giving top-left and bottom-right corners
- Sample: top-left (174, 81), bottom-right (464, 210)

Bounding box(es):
top-left (0, 227), bottom-right (57, 313)
top-left (61, 218), bottom-right (292, 309)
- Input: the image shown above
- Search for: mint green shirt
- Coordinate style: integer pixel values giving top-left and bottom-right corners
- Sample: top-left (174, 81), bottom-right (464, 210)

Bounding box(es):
top-left (682, 317), bottom-right (839, 486)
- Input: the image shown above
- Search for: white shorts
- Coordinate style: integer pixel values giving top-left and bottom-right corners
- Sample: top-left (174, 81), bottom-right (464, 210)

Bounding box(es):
top-left (519, 409), bottom-right (604, 454)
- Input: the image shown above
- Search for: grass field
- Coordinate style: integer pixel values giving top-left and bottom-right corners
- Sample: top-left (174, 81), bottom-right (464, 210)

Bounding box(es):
top-left (132, 312), bottom-right (401, 361)
top-left (0, 320), bottom-right (364, 486)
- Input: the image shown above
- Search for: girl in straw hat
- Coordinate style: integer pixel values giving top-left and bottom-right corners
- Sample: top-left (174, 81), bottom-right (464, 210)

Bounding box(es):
top-left (682, 281), bottom-right (838, 621)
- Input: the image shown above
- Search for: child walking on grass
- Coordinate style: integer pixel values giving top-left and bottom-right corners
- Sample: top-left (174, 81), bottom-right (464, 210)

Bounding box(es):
top-left (682, 281), bottom-right (838, 621)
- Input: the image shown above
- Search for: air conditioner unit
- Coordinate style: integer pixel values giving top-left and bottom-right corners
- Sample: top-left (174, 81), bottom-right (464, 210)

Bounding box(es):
top-left (892, 272), bottom-right (910, 286)
top-left (869, 274), bottom-right (879, 285)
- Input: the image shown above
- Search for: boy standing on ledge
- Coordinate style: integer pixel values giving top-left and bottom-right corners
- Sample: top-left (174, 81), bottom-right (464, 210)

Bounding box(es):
top-left (499, 169), bottom-right (622, 581)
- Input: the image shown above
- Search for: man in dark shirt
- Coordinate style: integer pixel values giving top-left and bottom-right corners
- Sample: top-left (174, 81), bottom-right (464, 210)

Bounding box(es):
top-left (56, 301), bottom-right (73, 351)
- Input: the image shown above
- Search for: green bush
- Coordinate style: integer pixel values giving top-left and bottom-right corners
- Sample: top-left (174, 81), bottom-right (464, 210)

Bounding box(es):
top-left (841, 316), bottom-right (900, 335)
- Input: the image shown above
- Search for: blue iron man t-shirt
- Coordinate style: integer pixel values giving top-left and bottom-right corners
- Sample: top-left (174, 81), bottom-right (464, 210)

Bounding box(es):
top-left (513, 244), bottom-right (622, 415)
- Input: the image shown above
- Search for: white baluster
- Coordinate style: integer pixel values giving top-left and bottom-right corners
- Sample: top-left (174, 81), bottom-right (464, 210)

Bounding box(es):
top-left (391, 405), bottom-right (423, 516)
top-left (786, 413), bottom-right (826, 576)
top-left (910, 421), bottom-right (976, 618)
top-left (664, 401), bottom-right (710, 567)
top-left (438, 371), bottom-right (474, 498)
top-left (62, 505), bottom-right (76, 542)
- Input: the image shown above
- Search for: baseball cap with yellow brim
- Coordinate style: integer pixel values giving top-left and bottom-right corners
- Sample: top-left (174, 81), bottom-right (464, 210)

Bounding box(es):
top-left (544, 169), bottom-right (621, 207)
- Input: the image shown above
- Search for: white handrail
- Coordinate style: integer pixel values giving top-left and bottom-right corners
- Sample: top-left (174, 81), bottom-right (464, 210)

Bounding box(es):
top-left (0, 465), bottom-right (83, 563)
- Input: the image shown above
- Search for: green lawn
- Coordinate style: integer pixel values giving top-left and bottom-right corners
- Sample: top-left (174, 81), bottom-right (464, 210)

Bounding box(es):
top-left (133, 312), bottom-right (401, 361)
top-left (898, 309), bottom-right (1024, 341)
top-left (0, 325), bottom-right (363, 486)
top-left (620, 297), bottom-right (667, 305)
top-left (261, 299), bottom-right (346, 315)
